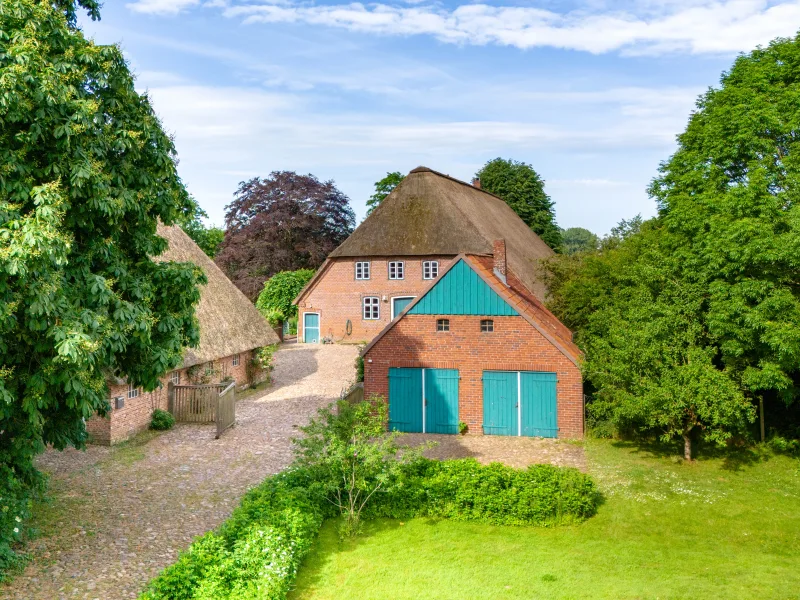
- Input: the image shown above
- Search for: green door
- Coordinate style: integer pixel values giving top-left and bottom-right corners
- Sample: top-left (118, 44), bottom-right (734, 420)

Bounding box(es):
top-left (482, 371), bottom-right (518, 435)
top-left (425, 369), bottom-right (459, 434)
top-left (388, 368), bottom-right (423, 432)
top-left (521, 372), bottom-right (558, 438)
top-left (392, 296), bottom-right (414, 319)
top-left (303, 313), bottom-right (319, 343)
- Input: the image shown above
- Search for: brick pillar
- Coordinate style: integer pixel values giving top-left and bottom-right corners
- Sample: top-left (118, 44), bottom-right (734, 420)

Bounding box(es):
top-left (471, 177), bottom-right (481, 189)
top-left (493, 239), bottom-right (507, 282)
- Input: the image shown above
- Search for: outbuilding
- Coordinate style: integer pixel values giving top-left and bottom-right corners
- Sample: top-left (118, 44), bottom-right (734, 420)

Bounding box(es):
top-left (362, 243), bottom-right (583, 438)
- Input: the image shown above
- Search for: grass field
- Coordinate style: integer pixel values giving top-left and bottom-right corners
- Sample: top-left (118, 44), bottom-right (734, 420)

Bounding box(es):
top-left (290, 440), bottom-right (800, 599)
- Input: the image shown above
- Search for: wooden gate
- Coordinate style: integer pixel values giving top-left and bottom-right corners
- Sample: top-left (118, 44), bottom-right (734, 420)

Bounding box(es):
top-left (168, 381), bottom-right (236, 438)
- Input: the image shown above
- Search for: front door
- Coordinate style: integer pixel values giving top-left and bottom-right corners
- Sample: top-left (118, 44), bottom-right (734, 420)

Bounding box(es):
top-left (303, 313), bottom-right (319, 343)
top-left (391, 296), bottom-right (415, 319)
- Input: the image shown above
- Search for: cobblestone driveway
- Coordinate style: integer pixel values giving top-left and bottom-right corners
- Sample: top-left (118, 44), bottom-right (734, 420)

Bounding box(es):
top-left (2, 343), bottom-right (360, 600)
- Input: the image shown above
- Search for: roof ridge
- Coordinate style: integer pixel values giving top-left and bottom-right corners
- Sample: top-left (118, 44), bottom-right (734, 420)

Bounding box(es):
top-left (410, 165), bottom-right (506, 203)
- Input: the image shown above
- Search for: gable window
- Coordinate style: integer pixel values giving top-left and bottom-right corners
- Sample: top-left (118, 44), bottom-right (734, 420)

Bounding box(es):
top-left (169, 371), bottom-right (180, 385)
top-left (232, 354), bottom-right (241, 367)
top-left (388, 261), bottom-right (404, 280)
top-left (436, 318), bottom-right (450, 332)
top-left (355, 261), bottom-right (370, 280)
top-left (423, 261), bottom-right (439, 280)
top-left (363, 296), bottom-right (380, 320)
top-left (481, 319), bottom-right (494, 332)
top-left (127, 384), bottom-right (140, 399)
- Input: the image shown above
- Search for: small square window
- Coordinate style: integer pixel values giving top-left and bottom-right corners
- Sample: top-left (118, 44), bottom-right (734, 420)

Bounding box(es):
top-left (423, 261), bottom-right (439, 280)
top-left (169, 371), bottom-right (180, 385)
top-left (436, 318), bottom-right (450, 332)
top-left (232, 354), bottom-right (240, 367)
top-left (481, 319), bottom-right (494, 332)
top-left (127, 384), bottom-right (140, 399)
top-left (363, 296), bottom-right (380, 320)
top-left (355, 261), bottom-right (370, 280)
top-left (388, 261), bottom-right (404, 280)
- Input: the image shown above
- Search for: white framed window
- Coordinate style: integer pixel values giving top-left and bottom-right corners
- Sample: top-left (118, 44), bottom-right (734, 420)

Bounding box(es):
top-left (481, 319), bottom-right (494, 332)
top-left (423, 261), bottom-right (439, 280)
top-left (389, 261), bottom-right (404, 280)
top-left (169, 371), bottom-right (180, 385)
top-left (127, 384), bottom-right (140, 399)
top-left (355, 261), bottom-right (370, 280)
top-left (363, 296), bottom-right (380, 320)
top-left (437, 318), bottom-right (450, 332)
top-left (232, 354), bottom-right (240, 367)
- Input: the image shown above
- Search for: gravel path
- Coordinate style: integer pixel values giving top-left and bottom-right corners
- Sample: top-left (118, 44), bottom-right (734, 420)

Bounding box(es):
top-left (2, 343), bottom-right (359, 600)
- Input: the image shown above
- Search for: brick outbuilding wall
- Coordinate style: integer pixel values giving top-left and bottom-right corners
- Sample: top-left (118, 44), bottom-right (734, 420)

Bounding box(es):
top-left (363, 315), bottom-right (583, 438)
top-left (297, 256), bottom-right (456, 342)
top-left (86, 350), bottom-right (257, 445)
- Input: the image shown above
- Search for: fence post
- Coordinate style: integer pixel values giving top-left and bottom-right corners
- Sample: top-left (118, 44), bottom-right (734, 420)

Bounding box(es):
top-left (168, 381), bottom-right (174, 414)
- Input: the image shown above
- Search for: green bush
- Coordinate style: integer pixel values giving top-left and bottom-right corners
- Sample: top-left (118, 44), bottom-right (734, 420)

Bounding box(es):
top-left (0, 466), bottom-right (35, 579)
top-left (768, 435), bottom-right (800, 457)
top-left (150, 409), bottom-right (176, 431)
top-left (355, 355), bottom-right (364, 383)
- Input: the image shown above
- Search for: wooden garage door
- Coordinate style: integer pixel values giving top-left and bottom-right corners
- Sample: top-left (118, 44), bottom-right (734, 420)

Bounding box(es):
top-left (482, 371), bottom-right (557, 438)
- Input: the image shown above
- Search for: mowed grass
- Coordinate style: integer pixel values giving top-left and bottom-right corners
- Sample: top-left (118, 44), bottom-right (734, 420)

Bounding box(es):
top-left (290, 440), bottom-right (800, 599)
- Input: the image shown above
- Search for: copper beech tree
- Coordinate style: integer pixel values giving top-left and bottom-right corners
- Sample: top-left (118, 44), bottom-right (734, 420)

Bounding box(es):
top-left (215, 172), bottom-right (355, 300)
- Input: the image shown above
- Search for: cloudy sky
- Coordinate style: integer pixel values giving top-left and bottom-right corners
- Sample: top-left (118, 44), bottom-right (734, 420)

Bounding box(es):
top-left (80, 1), bottom-right (800, 233)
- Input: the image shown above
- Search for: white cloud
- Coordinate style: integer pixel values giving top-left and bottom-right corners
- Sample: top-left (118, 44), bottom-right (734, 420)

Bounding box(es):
top-left (212, 0), bottom-right (800, 55)
top-left (127, 0), bottom-right (201, 15)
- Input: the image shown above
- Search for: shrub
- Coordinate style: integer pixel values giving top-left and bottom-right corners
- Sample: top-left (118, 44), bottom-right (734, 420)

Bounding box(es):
top-left (150, 409), bottom-right (176, 431)
top-left (355, 355), bottom-right (365, 383)
top-left (0, 466), bottom-right (36, 579)
top-left (255, 270), bottom-right (315, 323)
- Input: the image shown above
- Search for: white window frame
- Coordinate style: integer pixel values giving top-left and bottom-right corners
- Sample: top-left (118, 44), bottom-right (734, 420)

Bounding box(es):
top-left (436, 318), bottom-right (450, 332)
top-left (169, 371), bottom-right (180, 385)
top-left (391, 296), bottom-right (416, 320)
top-left (481, 319), bottom-right (494, 333)
top-left (355, 261), bottom-right (370, 280)
top-left (388, 261), bottom-right (404, 280)
top-left (423, 260), bottom-right (439, 280)
top-left (363, 296), bottom-right (380, 320)
top-left (127, 384), bottom-right (139, 399)
top-left (232, 354), bottom-right (240, 367)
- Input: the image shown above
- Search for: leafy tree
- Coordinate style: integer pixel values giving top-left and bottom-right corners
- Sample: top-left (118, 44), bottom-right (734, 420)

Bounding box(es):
top-left (366, 171), bottom-right (404, 216)
top-left (216, 172), bottom-right (355, 300)
top-left (0, 0), bottom-right (203, 562)
top-left (177, 198), bottom-right (224, 258)
top-left (561, 227), bottom-right (600, 255)
top-left (476, 158), bottom-right (562, 251)
top-left (255, 269), bottom-right (315, 325)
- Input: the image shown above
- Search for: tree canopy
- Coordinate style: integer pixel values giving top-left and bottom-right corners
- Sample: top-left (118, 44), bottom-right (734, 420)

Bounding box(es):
top-left (475, 158), bottom-right (562, 251)
top-left (0, 0), bottom-right (203, 560)
top-left (561, 227), bottom-right (600, 255)
top-left (215, 172), bottom-right (355, 300)
top-left (547, 35), bottom-right (800, 457)
top-left (256, 269), bottom-right (315, 325)
top-left (366, 171), bottom-right (404, 216)
top-left (177, 198), bottom-right (225, 258)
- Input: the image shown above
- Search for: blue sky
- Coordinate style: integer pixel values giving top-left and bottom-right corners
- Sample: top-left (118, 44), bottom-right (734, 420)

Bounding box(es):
top-left (80, 1), bottom-right (800, 233)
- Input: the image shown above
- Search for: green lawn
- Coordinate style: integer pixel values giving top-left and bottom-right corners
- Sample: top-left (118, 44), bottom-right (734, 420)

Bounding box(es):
top-left (290, 440), bottom-right (800, 599)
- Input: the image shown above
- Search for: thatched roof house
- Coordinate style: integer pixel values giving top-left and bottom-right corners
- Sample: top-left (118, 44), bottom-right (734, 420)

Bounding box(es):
top-left (156, 224), bottom-right (279, 367)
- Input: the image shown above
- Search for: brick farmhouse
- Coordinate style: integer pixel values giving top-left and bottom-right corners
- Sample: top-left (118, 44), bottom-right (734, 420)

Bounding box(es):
top-left (87, 224), bottom-right (279, 445)
top-left (296, 166), bottom-right (584, 438)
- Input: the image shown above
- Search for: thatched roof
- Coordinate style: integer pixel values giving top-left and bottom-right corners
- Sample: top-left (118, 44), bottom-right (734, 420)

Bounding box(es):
top-left (156, 224), bottom-right (279, 368)
top-left (328, 167), bottom-right (555, 299)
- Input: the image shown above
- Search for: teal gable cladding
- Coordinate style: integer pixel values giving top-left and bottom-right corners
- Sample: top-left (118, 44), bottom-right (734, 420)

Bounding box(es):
top-left (408, 259), bottom-right (519, 316)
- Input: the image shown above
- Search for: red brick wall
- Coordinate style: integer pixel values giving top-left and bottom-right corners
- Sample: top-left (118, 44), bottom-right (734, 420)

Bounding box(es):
top-left (86, 350), bottom-right (257, 445)
top-left (363, 315), bottom-right (583, 438)
top-left (297, 256), bottom-right (456, 343)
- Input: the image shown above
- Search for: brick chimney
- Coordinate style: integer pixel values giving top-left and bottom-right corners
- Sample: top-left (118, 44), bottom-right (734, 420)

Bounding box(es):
top-left (471, 177), bottom-right (481, 189)
top-left (493, 239), bottom-right (507, 284)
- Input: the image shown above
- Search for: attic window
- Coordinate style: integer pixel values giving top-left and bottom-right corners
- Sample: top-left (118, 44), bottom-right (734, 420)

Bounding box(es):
top-left (481, 319), bottom-right (494, 332)
top-left (423, 261), bottom-right (439, 280)
top-left (363, 296), bottom-right (380, 320)
top-left (127, 384), bottom-right (140, 399)
top-left (388, 261), bottom-right (404, 280)
top-left (436, 319), bottom-right (450, 332)
top-left (169, 371), bottom-right (180, 385)
top-left (355, 261), bottom-right (370, 280)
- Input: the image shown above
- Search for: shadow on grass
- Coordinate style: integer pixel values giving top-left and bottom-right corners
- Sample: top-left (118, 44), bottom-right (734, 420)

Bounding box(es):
top-left (608, 437), bottom-right (771, 472)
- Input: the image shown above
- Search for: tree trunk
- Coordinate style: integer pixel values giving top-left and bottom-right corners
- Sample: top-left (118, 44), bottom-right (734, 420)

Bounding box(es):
top-left (683, 432), bottom-right (692, 461)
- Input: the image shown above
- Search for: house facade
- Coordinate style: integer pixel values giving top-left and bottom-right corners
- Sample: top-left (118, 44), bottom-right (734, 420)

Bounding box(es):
top-left (86, 225), bottom-right (279, 445)
top-left (294, 166), bottom-right (555, 343)
top-left (362, 246), bottom-right (584, 439)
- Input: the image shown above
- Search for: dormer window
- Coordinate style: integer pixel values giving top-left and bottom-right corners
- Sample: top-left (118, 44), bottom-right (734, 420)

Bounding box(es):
top-left (423, 261), bottom-right (439, 280)
top-left (389, 261), bottom-right (404, 280)
top-left (355, 261), bottom-right (370, 280)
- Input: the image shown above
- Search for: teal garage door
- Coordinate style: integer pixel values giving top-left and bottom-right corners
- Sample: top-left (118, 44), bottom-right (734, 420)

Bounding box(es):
top-left (303, 313), bottom-right (319, 343)
top-left (388, 368), bottom-right (459, 434)
top-left (482, 371), bottom-right (557, 437)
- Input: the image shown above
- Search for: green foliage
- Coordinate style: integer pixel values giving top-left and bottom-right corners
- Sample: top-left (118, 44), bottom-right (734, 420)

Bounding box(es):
top-left (248, 344), bottom-right (278, 384)
top-left (366, 172), bottom-right (404, 216)
top-left (354, 355), bottom-right (364, 383)
top-left (256, 270), bottom-right (315, 323)
top-left (768, 434), bottom-right (800, 457)
top-left (177, 199), bottom-right (224, 258)
top-left (0, 465), bottom-right (34, 577)
top-left (0, 0), bottom-right (203, 568)
top-left (458, 421), bottom-right (468, 435)
top-left (150, 409), bottom-right (175, 431)
top-left (561, 227), bottom-right (599, 255)
top-left (476, 158), bottom-right (562, 251)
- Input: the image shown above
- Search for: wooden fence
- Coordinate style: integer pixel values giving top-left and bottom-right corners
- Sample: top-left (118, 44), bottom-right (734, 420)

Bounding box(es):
top-left (343, 382), bottom-right (364, 404)
top-left (168, 381), bottom-right (236, 438)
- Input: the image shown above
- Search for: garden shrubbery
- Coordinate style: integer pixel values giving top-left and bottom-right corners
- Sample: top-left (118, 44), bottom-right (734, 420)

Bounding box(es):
top-left (140, 397), bottom-right (598, 599)
top-left (150, 409), bottom-right (176, 431)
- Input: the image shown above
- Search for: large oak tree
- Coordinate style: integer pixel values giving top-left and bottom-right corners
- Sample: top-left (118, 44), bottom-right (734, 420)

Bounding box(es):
top-left (216, 172), bottom-right (355, 300)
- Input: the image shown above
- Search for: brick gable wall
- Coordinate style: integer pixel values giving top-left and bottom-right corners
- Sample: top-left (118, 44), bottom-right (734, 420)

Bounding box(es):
top-left (297, 256), bottom-right (456, 342)
top-left (363, 314), bottom-right (583, 438)
top-left (86, 350), bottom-right (257, 445)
